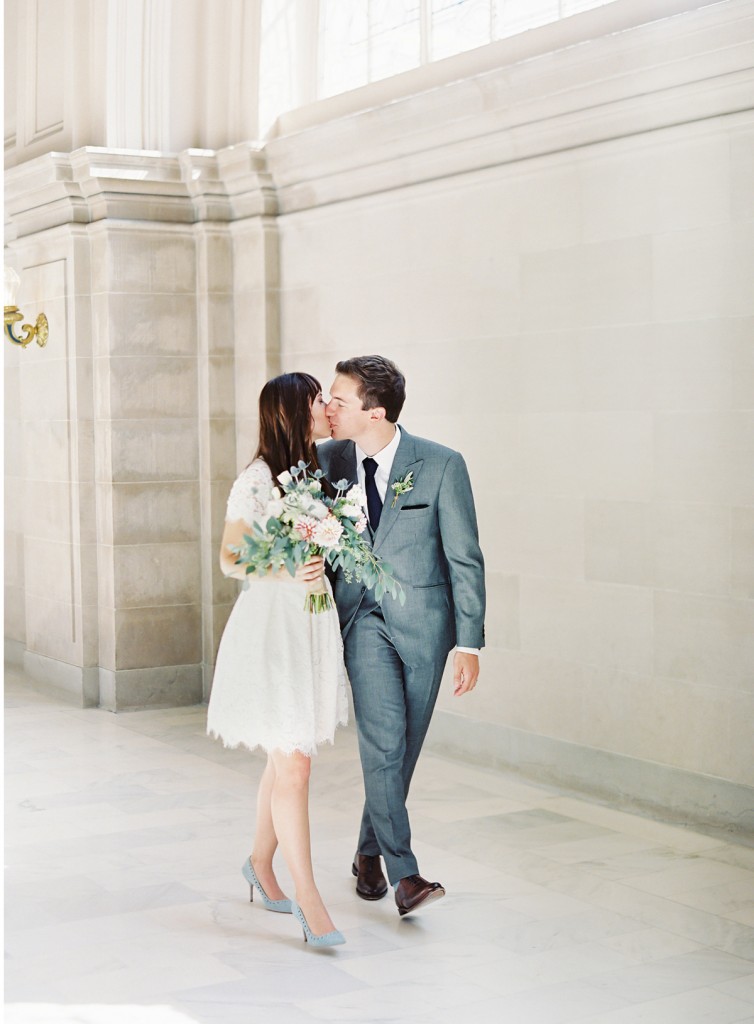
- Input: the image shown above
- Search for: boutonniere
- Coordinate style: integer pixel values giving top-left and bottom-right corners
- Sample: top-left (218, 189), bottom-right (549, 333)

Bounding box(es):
top-left (391, 471), bottom-right (414, 508)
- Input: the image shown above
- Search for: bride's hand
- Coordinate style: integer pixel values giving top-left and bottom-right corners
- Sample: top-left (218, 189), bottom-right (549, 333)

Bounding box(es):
top-left (295, 556), bottom-right (325, 583)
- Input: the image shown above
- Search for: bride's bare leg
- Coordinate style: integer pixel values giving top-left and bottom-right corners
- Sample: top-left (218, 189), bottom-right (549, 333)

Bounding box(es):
top-left (249, 756), bottom-right (288, 901)
top-left (269, 748), bottom-right (338, 936)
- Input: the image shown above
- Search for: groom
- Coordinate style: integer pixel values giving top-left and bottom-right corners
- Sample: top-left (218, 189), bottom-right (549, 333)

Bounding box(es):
top-left (319, 355), bottom-right (486, 917)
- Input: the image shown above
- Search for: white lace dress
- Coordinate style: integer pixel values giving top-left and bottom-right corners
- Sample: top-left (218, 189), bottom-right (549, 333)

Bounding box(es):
top-left (206, 459), bottom-right (348, 756)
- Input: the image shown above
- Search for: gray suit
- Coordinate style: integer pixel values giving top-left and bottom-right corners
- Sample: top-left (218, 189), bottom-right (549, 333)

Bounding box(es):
top-left (319, 428), bottom-right (485, 883)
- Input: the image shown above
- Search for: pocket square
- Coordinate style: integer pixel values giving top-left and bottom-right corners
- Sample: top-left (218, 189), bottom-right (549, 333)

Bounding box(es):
top-left (401, 504), bottom-right (429, 510)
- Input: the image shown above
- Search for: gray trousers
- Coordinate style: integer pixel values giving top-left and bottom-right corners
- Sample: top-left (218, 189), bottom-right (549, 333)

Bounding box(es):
top-left (343, 606), bottom-right (449, 885)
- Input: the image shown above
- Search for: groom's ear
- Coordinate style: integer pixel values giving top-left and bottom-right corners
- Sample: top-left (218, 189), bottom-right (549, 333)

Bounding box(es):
top-left (368, 406), bottom-right (387, 422)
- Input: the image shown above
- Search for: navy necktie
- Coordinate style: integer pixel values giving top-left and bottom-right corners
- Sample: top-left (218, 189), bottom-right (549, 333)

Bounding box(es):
top-left (363, 457), bottom-right (382, 531)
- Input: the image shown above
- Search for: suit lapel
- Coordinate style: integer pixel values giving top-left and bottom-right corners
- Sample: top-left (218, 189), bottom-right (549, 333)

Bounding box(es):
top-left (328, 442), bottom-right (357, 491)
top-left (373, 429), bottom-right (424, 552)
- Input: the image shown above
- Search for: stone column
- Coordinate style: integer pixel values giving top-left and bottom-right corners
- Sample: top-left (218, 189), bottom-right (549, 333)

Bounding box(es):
top-left (224, 147), bottom-right (281, 467)
top-left (182, 146), bottom-right (280, 699)
top-left (4, 144), bottom-right (279, 709)
top-left (91, 217), bottom-right (204, 710)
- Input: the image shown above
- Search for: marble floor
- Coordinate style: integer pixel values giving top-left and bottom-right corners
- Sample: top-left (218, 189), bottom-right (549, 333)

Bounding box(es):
top-left (4, 664), bottom-right (754, 1024)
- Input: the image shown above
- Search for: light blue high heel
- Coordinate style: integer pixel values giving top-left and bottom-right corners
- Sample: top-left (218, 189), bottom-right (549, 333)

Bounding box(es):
top-left (291, 901), bottom-right (346, 947)
top-left (241, 858), bottom-right (292, 914)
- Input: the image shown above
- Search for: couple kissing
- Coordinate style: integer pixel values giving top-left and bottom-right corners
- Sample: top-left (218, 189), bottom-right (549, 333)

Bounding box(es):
top-left (207, 354), bottom-right (486, 947)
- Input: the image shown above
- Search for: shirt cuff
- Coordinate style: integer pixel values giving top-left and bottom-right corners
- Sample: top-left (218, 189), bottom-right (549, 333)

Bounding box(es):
top-left (456, 647), bottom-right (480, 656)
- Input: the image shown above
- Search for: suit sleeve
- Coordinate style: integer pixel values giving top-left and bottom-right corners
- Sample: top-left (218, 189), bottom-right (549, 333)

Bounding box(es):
top-left (437, 452), bottom-right (486, 649)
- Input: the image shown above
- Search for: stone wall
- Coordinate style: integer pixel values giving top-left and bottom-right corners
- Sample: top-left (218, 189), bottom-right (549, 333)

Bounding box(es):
top-left (269, 0), bottom-right (754, 817)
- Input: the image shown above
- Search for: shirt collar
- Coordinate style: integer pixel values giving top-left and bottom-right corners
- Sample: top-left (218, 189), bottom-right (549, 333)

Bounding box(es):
top-left (355, 425), bottom-right (401, 470)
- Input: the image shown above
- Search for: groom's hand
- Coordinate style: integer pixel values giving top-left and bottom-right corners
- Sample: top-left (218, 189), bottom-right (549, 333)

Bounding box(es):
top-left (453, 652), bottom-right (479, 696)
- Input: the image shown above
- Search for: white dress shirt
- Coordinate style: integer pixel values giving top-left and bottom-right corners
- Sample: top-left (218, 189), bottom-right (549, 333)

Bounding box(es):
top-left (354, 426), bottom-right (402, 503)
top-left (353, 427), bottom-right (479, 658)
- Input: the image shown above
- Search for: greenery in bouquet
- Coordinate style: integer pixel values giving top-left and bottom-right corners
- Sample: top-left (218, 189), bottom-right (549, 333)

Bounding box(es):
top-left (232, 461), bottom-right (406, 613)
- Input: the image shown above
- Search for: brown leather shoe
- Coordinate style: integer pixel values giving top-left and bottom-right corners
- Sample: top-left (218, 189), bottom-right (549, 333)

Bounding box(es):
top-left (394, 874), bottom-right (446, 917)
top-left (351, 854), bottom-right (388, 901)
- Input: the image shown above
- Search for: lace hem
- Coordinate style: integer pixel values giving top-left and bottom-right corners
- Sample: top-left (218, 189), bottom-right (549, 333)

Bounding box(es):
top-left (207, 714), bottom-right (348, 759)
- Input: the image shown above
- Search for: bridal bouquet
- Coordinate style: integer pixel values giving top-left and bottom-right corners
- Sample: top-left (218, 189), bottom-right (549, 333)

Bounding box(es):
top-left (233, 462), bottom-right (406, 613)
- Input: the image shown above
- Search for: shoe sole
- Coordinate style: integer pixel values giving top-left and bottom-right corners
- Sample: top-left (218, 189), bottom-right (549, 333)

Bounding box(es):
top-left (397, 887), bottom-right (446, 917)
top-left (352, 862), bottom-right (388, 901)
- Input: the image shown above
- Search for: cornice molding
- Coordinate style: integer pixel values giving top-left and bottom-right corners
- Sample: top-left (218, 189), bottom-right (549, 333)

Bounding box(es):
top-left (265, 0), bottom-right (754, 213)
top-left (271, 0), bottom-right (738, 139)
top-left (4, 143), bottom-right (277, 239)
top-left (5, 1), bottom-right (753, 237)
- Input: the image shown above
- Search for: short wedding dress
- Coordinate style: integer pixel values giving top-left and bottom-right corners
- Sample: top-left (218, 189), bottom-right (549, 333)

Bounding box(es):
top-left (206, 459), bottom-right (348, 756)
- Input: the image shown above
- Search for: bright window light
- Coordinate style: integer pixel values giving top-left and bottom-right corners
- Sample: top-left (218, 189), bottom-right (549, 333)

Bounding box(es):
top-left (260, 0), bottom-right (619, 135)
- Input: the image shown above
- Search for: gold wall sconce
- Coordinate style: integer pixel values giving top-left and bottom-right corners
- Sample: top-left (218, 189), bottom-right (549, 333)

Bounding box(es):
top-left (4, 266), bottom-right (48, 348)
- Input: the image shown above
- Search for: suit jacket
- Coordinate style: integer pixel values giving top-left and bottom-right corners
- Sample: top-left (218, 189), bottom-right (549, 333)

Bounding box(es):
top-left (318, 428), bottom-right (486, 663)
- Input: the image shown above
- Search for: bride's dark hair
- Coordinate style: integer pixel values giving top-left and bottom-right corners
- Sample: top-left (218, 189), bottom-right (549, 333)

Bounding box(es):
top-left (254, 372), bottom-right (324, 481)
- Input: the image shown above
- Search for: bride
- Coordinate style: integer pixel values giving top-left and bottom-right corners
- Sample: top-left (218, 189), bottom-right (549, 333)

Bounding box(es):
top-left (207, 372), bottom-right (348, 947)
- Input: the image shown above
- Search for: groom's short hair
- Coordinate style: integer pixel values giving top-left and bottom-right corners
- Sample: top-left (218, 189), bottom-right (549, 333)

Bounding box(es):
top-left (336, 355), bottom-right (406, 423)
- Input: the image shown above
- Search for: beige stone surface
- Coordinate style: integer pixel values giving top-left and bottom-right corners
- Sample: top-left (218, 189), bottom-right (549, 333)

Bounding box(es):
top-left (113, 542), bottom-right (201, 609)
top-left (107, 419), bottom-right (199, 483)
top-left (4, 585), bottom-right (26, 643)
top-left (522, 237), bottom-right (654, 332)
top-left (585, 500), bottom-right (654, 587)
top-left (654, 411), bottom-right (754, 506)
top-left (653, 222), bottom-right (754, 322)
top-left (24, 592), bottom-right (81, 665)
top-left (110, 481), bottom-right (201, 545)
top-left (519, 577), bottom-right (654, 676)
top-left (200, 294), bottom-right (236, 356)
top-left (113, 605), bottom-right (202, 670)
top-left (731, 316), bottom-right (754, 410)
top-left (654, 503), bottom-right (732, 596)
top-left (483, 572), bottom-right (520, 651)
top-left (206, 357), bottom-right (237, 420)
top-left (103, 229), bottom-right (197, 295)
top-left (732, 506), bottom-right (754, 600)
top-left (104, 357), bottom-right (199, 420)
top-left (654, 591), bottom-right (754, 692)
top-left (580, 325), bottom-right (655, 412)
top-left (479, 495), bottom-right (585, 580)
top-left (203, 419), bottom-right (237, 484)
top-left (93, 293), bottom-right (200, 358)
top-left (731, 125), bottom-right (754, 221)
top-left (580, 132), bottom-right (731, 242)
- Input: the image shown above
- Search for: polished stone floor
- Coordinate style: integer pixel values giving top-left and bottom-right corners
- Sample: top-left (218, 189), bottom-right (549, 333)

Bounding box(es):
top-left (4, 663), bottom-right (754, 1024)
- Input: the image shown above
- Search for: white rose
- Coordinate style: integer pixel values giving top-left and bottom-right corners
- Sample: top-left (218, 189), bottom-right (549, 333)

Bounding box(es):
top-left (308, 498), bottom-right (329, 520)
top-left (346, 484), bottom-right (365, 505)
top-left (277, 470), bottom-right (293, 486)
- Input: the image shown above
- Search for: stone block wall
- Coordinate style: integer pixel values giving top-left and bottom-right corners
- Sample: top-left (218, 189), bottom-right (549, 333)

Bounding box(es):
top-left (268, 0), bottom-right (754, 818)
